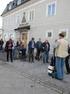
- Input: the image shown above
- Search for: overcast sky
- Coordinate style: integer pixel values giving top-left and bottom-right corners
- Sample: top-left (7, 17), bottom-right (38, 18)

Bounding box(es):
top-left (0, 0), bottom-right (13, 28)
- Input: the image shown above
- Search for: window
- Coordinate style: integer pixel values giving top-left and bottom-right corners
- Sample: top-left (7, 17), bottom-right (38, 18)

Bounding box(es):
top-left (16, 16), bottom-right (19, 23)
top-left (8, 3), bottom-right (12, 10)
top-left (48, 5), bottom-right (51, 16)
top-left (17, 0), bottom-right (21, 5)
top-left (48, 32), bottom-right (52, 37)
top-left (46, 30), bottom-right (53, 38)
top-left (12, 0), bottom-right (17, 8)
top-left (28, 10), bottom-right (35, 21)
top-left (52, 3), bottom-right (56, 15)
top-left (30, 10), bottom-right (34, 21)
top-left (47, 1), bottom-right (56, 16)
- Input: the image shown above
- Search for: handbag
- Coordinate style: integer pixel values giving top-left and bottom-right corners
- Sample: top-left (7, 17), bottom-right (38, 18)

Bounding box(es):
top-left (48, 65), bottom-right (54, 74)
top-left (48, 48), bottom-right (56, 77)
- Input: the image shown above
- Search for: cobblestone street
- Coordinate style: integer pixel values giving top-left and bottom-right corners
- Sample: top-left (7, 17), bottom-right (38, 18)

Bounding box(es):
top-left (0, 60), bottom-right (70, 94)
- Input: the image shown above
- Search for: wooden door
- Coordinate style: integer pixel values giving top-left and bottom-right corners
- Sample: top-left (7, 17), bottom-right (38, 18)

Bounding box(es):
top-left (21, 32), bottom-right (27, 48)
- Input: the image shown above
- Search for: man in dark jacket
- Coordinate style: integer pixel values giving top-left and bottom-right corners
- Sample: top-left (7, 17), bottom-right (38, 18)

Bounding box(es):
top-left (65, 45), bottom-right (70, 74)
top-left (35, 38), bottom-right (42, 60)
top-left (28, 38), bottom-right (35, 62)
top-left (5, 39), bottom-right (13, 62)
top-left (42, 40), bottom-right (50, 63)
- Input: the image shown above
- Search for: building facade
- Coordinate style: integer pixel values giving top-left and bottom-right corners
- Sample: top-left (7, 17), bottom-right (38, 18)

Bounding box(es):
top-left (0, 29), bottom-right (3, 39)
top-left (2, 0), bottom-right (70, 52)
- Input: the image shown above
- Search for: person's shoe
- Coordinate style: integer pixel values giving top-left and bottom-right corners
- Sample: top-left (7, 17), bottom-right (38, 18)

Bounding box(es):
top-left (55, 77), bottom-right (63, 80)
top-left (58, 78), bottom-right (63, 80)
top-left (11, 61), bottom-right (13, 63)
top-left (29, 60), bottom-right (30, 62)
top-left (32, 61), bottom-right (34, 63)
top-left (43, 61), bottom-right (45, 63)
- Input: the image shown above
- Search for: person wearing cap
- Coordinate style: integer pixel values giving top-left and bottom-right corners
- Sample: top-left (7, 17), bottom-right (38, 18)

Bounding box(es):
top-left (55, 32), bottom-right (68, 80)
top-left (28, 38), bottom-right (35, 62)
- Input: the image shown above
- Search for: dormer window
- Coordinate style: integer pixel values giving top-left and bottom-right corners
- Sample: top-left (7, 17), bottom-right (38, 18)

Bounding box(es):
top-left (17, 0), bottom-right (21, 5)
top-left (12, 0), bottom-right (17, 8)
top-left (8, 3), bottom-right (12, 10)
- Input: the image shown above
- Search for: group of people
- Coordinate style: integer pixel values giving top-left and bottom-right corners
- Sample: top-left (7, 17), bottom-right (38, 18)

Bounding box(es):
top-left (0, 32), bottom-right (70, 80)
top-left (2, 37), bottom-right (50, 63)
top-left (5, 39), bottom-right (26, 62)
top-left (3, 38), bottom-right (50, 63)
top-left (28, 34), bottom-right (70, 80)
top-left (28, 38), bottom-right (50, 63)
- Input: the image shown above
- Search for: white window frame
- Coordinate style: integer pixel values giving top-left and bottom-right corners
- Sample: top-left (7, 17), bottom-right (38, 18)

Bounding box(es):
top-left (59, 29), bottom-right (69, 39)
top-left (27, 9), bottom-right (35, 22)
top-left (17, 0), bottom-right (21, 5)
top-left (8, 3), bottom-right (12, 10)
top-left (46, 30), bottom-right (53, 39)
top-left (46, 1), bottom-right (57, 16)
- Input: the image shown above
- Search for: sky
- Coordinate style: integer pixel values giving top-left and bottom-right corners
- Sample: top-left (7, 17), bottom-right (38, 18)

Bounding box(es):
top-left (0, 0), bottom-right (13, 28)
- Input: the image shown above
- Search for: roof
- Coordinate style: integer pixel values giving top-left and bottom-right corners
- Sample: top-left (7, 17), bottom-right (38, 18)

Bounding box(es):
top-left (1, 0), bottom-right (30, 16)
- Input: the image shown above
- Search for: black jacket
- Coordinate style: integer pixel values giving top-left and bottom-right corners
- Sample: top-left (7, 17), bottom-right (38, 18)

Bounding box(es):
top-left (42, 42), bottom-right (50, 53)
top-left (68, 46), bottom-right (70, 54)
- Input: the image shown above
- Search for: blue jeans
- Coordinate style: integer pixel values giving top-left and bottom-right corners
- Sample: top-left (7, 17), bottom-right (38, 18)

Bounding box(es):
top-left (12, 48), bottom-right (15, 59)
top-left (55, 57), bottom-right (64, 79)
top-left (43, 52), bottom-right (49, 63)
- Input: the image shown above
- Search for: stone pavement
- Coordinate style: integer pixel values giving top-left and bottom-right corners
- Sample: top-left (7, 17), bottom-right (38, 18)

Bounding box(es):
top-left (0, 60), bottom-right (70, 94)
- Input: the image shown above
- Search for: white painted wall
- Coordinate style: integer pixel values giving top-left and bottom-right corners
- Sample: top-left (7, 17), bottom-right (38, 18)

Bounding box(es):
top-left (2, 0), bottom-right (70, 53)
